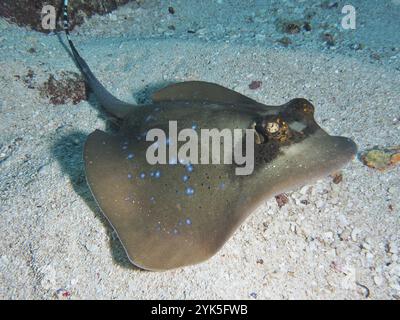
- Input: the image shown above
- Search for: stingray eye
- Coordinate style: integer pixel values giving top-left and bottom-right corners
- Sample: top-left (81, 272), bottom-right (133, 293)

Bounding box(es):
top-left (266, 121), bottom-right (280, 134)
top-left (262, 117), bottom-right (292, 143)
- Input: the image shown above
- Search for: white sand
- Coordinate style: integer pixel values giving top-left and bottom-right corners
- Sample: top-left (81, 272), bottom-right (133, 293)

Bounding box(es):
top-left (0, 0), bottom-right (399, 299)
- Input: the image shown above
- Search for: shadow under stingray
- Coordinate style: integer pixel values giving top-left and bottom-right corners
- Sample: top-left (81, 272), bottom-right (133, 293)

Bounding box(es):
top-left (50, 71), bottom-right (177, 271)
top-left (55, 33), bottom-right (178, 271)
top-left (51, 130), bottom-right (143, 271)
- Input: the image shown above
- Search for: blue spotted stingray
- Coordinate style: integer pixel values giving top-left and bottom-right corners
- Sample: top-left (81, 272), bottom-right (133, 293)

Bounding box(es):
top-left (62, 1), bottom-right (357, 270)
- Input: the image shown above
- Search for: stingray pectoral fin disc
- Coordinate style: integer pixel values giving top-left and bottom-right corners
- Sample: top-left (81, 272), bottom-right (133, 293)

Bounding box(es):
top-left (84, 129), bottom-right (231, 271)
top-left (152, 80), bottom-right (259, 105)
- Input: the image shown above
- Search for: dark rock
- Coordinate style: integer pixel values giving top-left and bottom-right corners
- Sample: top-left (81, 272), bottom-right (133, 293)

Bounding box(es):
top-left (303, 22), bottom-right (312, 32)
top-left (248, 80), bottom-right (262, 90)
top-left (277, 37), bottom-right (292, 47)
top-left (0, 0), bottom-right (135, 32)
top-left (331, 172), bottom-right (343, 184)
top-left (283, 22), bottom-right (301, 34)
top-left (275, 193), bottom-right (289, 208)
top-left (39, 71), bottom-right (87, 105)
top-left (168, 6), bottom-right (175, 14)
top-left (322, 33), bottom-right (335, 47)
top-left (320, 1), bottom-right (339, 9)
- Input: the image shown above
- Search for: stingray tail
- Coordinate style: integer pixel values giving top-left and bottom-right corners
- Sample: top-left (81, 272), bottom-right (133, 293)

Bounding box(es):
top-left (62, 0), bottom-right (134, 118)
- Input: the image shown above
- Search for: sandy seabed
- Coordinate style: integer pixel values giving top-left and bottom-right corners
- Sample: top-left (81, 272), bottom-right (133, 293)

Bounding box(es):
top-left (0, 0), bottom-right (399, 299)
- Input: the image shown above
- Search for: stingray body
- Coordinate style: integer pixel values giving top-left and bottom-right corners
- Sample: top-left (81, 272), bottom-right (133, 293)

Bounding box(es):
top-left (62, 1), bottom-right (357, 270)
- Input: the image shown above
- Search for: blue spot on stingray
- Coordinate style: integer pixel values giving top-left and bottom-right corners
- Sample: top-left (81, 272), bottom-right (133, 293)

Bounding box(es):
top-left (182, 175), bottom-right (189, 182)
top-left (150, 196), bottom-right (155, 203)
top-left (122, 145), bottom-right (128, 150)
top-left (186, 164), bottom-right (194, 173)
top-left (191, 123), bottom-right (198, 130)
top-left (185, 187), bottom-right (195, 196)
top-left (127, 173), bottom-right (133, 179)
top-left (154, 170), bottom-right (161, 178)
top-left (150, 171), bottom-right (154, 177)
top-left (139, 172), bottom-right (146, 179)
top-left (185, 218), bottom-right (192, 225)
top-left (127, 153), bottom-right (134, 160)
top-left (173, 228), bottom-right (179, 235)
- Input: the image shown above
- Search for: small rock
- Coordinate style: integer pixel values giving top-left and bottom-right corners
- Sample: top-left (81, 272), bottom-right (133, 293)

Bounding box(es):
top-left (362, 241), bottom-right (372, 251)
top-left (37, 164), bottom-right (50, 175)
top-left (277, 37), bottom-right (292, 47)
top-left (275, 193), bottom-right (289, 208)
top-left (283, 22), bottom-right (301, 34)
top-left (339, 229), bottom-right (351, 241)
top-left (39, 71), bottom-right (86, 105)
top-left (351, 228), bottom-right (360, 242)
top-left (388, 187), bottom-right (397, 195)
top-left (327, 249), bottom-right (336, 258)
top-left (320, 1), bottom-right (339, 9)
top-left (371, 52), bottom-right (381, 60)
top-left (322, 33), bottom-right (335, 47)
top-left (323, 231), bottom-right (334, 243)
top-left (350, 43), bottom-right (364, 51)
top-left (373, 275), bottom-right (384, 286)
top-left (55, 288), bottom-right (71, 300)
top-left (197, 28), bottom-right (207, 35)
top-left (389, 279), bottom-right (400, 290)
top-left (300, 186), bottom-right (309, 195)
top-left (387, 242), bottom-right (398, 255)
top-left (331, 172), bottom-right (343, 184)
top-left (0, 255), bottom-right (9, 266)
top-left (303, 22), bottom-right (312, 31)
top-left (249, 80), bottom-right (262, 90)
